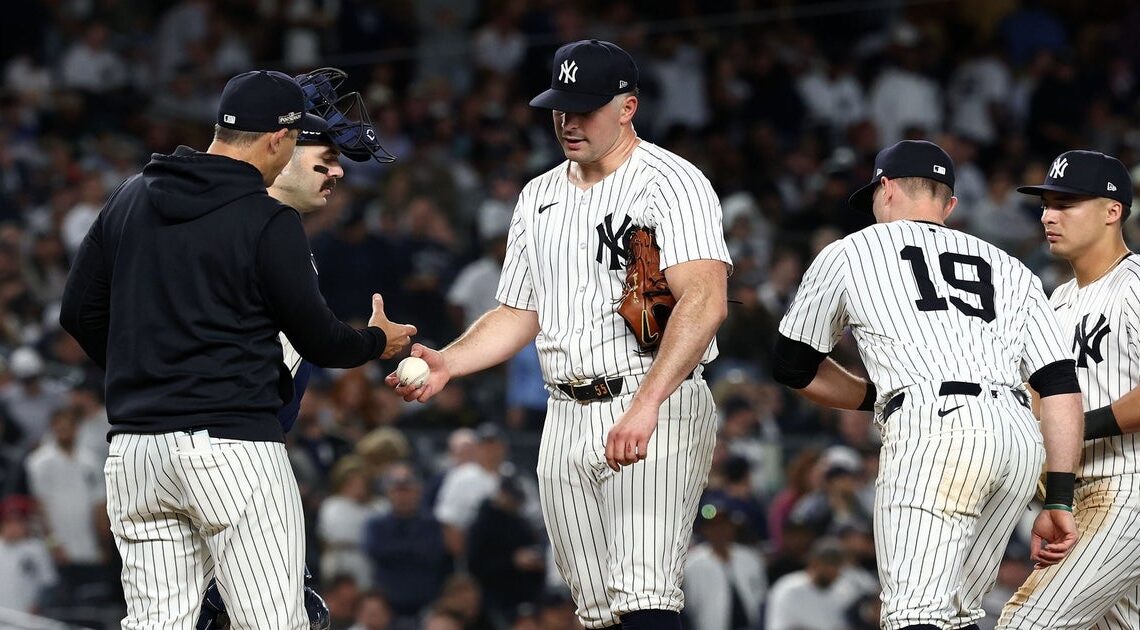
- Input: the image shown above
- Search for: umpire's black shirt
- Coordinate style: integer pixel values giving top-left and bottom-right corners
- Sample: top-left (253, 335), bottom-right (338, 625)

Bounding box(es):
top-left (60, 146), bottom-right (386, 442)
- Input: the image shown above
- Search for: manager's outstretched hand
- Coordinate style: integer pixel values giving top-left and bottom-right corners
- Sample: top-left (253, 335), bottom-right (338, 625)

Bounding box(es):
top-left (385, 343), bottom-right (450, 403)
top-left (367, 293), bottom-right (417, 359)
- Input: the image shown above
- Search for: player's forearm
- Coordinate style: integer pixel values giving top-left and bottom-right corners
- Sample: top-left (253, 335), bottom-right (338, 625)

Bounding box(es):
top-left (441, 304), bottom-right (539, 378)
top-left (1086, 387), bottom-right (1140, 438)
top-left (631, 283), bottom-right (727, 407)
top-left (799, 358), bottom-right (873, 410)
top-left (1038, 392), bottom-right (1085, 473)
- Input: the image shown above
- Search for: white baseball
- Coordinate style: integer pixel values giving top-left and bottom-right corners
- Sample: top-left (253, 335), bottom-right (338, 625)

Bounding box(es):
top-left (396, 356), bottom-right (430, 388)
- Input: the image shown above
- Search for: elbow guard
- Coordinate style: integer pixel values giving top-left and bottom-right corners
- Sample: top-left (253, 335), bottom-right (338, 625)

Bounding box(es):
top-left (1029, 359), bottom-right (1081, 397)
top-left (772, 334), bottom-right (828, 389)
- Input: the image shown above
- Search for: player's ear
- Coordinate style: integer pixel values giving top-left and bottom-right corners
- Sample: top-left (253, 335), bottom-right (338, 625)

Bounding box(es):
top-left (619, 94), bottom-right (638, 124)
top-left (943, 195), bottom-right (958, 221)
top-left (1106, 200), bottom-right (1124, 226)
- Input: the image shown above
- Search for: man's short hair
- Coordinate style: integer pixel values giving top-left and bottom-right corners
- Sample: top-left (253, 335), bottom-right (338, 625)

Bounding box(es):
top-left (894, 177), bottom-right (953, 207)
top-left (213, 124), bottom-right (264, 147)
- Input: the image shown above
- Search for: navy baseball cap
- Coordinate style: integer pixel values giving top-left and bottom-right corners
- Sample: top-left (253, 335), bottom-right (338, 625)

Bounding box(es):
top-left (530, 40), bottom-right (639, 113)
top-left (217, 70), bottom-right (328, 133)
top-left (849, 140), bottom-right (956, 213)
top-left (1017, 150), bottom-right (1133, 209)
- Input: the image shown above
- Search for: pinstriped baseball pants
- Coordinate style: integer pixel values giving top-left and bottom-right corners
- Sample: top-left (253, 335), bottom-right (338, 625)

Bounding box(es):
top-left (875, 385), bottom-right (1044, 630)
top-left (104, 431), bottom-right (307, 629)
top-left (537, 378), bottom-right (718, 629)
top-left (999, 474), bottom-right (1140, 629)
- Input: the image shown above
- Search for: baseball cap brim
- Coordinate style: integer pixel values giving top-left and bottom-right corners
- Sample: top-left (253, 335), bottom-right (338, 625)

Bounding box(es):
top-left (529, 89), bottom-right (612, 113)
top-left (1016, 183), bottom-right (1098, 198)
top-left (297, 112), bottom-right (329, 133)
top-left (848, 180), bottom-right (879, 213)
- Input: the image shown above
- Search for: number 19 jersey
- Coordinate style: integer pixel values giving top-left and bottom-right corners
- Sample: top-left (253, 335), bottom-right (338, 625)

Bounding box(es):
top-left (779, 220), bottom-right (1072, 394)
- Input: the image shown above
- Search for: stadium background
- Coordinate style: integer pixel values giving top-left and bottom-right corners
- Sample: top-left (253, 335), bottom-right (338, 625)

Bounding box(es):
top-left (1, 0), bottom-right (1139, 628)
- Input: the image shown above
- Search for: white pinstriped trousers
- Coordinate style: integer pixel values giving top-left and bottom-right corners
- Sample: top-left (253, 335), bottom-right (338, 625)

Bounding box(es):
top-left (874, 385), bottom-right (1044, 630)
top-left (999, 474), bottom-right (1140, 629)
top-left (537, 377), bottom-right (718, 629)
top-left (104, 431), bottom-right (307, 630)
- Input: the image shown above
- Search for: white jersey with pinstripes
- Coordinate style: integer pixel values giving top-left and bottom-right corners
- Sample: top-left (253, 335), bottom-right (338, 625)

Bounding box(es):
top-left (495, 139), bottom-right (731, 628)
top-left (496, 140), bottom-right (731, 384)
top-left (779, 220), bottom-right (1071, 394)
top-left (1050, 254), bottom-right (1140, 479)
top-left (997, 256), bottom-right (1140, 629)
top-left (779, 219), bottom-right (1071, 629)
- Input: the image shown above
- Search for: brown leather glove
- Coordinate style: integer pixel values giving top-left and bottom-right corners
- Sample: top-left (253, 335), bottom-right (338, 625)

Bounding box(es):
top-left (617, 227), bottom-right (676, 351)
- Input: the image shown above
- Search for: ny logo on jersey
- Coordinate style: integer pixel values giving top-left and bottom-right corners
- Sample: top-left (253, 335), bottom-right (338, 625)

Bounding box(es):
top-left (1050, 156), bottom-right (1070, 179)
top-left (1073, 313), bottom-right (1110, 367)
top-left (596, 213), bottom-right (632, 270)
top-left (559, 59), bottom-right (579, 84)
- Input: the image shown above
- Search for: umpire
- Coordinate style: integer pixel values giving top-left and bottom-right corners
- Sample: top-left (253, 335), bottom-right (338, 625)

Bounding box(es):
top-left (60, 70), bottom-right (415, 629)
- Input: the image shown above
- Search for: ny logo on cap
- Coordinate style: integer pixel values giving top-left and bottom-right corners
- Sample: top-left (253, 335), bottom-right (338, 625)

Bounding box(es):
top-left (559, 60), bottom-right (579, 84)
top-left (1050, 157), bottom-right (1070, 179)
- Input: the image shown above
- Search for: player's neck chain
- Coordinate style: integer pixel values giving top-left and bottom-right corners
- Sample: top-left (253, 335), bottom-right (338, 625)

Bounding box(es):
top-left (1087, 250), bottom-right (1131, 286)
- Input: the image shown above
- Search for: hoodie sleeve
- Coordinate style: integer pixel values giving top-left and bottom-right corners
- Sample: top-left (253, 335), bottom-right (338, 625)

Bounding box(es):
top-left (255, 210), bottom-right (386, 368)
top-left (60, 210), bottom-right (111, 367)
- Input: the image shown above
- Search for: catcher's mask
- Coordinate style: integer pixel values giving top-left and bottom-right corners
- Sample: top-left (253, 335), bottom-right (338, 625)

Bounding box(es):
top-left (294, 67), bottom-right (395, 164)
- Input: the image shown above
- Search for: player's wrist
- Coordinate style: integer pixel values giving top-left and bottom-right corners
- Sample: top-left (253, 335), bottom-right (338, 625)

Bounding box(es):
top-left (1084, 405), bottom-right (1121, 440)
top-left (1043, 471), bottom-right (1076, 509)
top-left (857, 382), bottom-right (876, 411)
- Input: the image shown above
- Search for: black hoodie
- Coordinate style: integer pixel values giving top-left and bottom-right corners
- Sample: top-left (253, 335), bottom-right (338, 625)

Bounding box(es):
top-left (60, 146), bottom-right (386, 441)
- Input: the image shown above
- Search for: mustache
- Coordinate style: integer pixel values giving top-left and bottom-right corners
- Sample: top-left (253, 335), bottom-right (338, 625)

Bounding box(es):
top-left (320, 179), bottom-right (337, 191)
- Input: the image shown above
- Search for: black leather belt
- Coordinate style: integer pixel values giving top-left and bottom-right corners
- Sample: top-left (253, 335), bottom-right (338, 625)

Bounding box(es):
top-left (883, 381), bottom-right (987, 421)
top-left (938, 381), bottom-right (982, 396)
top-left (556, 371), bottom-right (694, 403)
top-left (556, 377), bottom-right (624, 403)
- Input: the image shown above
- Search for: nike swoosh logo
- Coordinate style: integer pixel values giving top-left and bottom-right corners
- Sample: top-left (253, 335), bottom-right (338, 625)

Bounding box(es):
top-left (538, 202), bottom-right (558, 214)
top-left (937, 405), bottom-right (964, 418)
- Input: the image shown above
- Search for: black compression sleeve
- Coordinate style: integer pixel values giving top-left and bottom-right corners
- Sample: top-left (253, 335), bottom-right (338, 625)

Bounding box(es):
top-left (772, 334), bottom-right (828, 389)
top-left (1028, 359), bottom-right (1081, 397)
top-left (1085, 405), bottom-right (1122, 440)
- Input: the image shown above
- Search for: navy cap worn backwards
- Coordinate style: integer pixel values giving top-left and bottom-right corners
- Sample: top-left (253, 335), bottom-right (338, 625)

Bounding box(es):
top-left (848, 140), bottom-right (956, 213)
top-left (217, 70), bottom-right (328, 133)
top-left (530, 39), bottom-right (638, 113)
top-left (1017, 150), bottom-right (1133, 209)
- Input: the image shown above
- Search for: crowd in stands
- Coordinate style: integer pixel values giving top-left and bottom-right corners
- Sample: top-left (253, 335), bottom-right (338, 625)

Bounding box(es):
top-left (2, 0), bottom-right (1140, 628)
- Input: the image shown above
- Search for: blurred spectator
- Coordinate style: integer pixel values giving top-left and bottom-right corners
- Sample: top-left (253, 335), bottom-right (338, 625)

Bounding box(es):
top-left (0, 495), bottom-right (57, 613)
top-left (683, 500), bottom-right (766, 630)
top-left (966, 163), bottom-right (1040, 255)
top-left (789, 447), bottom-right (873, 537)
top-left (58, 23), bottom-right (129, 95)
top-left (319, 455), bottom-right (388, 588)
top-left (61, 175), bottom-right (107, 260)
top-left (765, 537), bottom-right (877, 630)
top-left (447, 205), bottom-right (509, 331)
top-left (505, 342), bottom-right (548, 431)
top-left (797, 48), bottom-right (868, 135)
top-left (536, 591), bottom-right (582, 630)
top-left (702, 455), bottom-right (769, 544)
top-left (650, 34), bottom-right (711, 135)
top-left (472, 4), bottom-right (527, 76)
top-left (2, 346), bottom-right (67, 448)
top-left (346, 589), bottom-right (393, 630)
top-left (431, 572), bottom-right (493, 630)
top-left (946, 41), bottom-right (1012, 147)
top-left (467, 474), bottom-right (545, 623)
top-left (868, 23), bottom-right (942, 145)
top-left (422, 607), bottom-right (466, 630)
top-left (25, 406), bottom-right (105, 567)
top-left (434, 423), bottom-right (509, 556)
top-left (997, 0), bottom-right (1068, 67)
top-left (767, 448), bottom-right (821, 551)
top-left (766, 521), bottom-right (816, 585)
top-left (322, 574), bottom-right (362, 630)
top-left (363, 464), bottom-right (451, 620)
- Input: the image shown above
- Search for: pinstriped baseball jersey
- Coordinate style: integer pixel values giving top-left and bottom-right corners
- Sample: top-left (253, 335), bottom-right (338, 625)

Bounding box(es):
top-left (779, 220), bottom-right (1071, 394)
top-left (998, 254), bottom-right (1140, 630)
top-left (1049, 254), bottom-right (1140, 479)
top-left (495, 140), bottom-right (732, 384)
top-left (496, 139), bottom-right (729, 628)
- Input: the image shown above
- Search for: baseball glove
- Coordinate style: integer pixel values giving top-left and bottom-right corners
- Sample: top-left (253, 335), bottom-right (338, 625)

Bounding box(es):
top-left (617, 226), bottom-right (676, 351)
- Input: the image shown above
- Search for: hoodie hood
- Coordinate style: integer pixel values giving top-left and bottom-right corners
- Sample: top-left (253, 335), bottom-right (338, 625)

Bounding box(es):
top-left (142, 145), bottom-right (268, 222)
